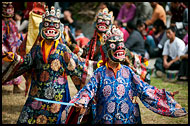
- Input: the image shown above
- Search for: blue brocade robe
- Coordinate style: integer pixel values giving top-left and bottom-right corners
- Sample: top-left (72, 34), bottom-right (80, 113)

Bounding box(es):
top-left (62, 64), bottom-right (187, 124)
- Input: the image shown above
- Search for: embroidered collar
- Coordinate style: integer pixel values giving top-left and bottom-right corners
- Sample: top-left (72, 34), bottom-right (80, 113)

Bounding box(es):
top-left (40, 39), bottom-right (59, 63)
top-left (105, 61), bottom-right (121, 78)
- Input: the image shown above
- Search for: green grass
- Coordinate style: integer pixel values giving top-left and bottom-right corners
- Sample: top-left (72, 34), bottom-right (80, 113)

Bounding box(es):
top-left (138, 77), bottom-right (188, 124)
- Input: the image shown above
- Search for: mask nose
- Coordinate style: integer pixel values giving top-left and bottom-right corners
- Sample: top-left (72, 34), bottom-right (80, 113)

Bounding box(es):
top-left (118, 45), bottom-right (123, 49)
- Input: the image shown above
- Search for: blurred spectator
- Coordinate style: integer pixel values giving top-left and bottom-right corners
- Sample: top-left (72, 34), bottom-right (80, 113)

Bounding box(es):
top-left (54, 2), bottom-right (71, 19)
top-left (15, 10), bottom-right (29, 34)
top-left (117, 2), bottom-right (136, 26)
top-left (125, 21), bottom-right (145, 57)
top-left (96, 2), bottom-right (119, 21)
top-left (23, 2), bottom-right (33, 20)
top-left (169, 2), bottom-right (186, 26)
top-left (183, 33), bottom-right (188, 46)
top-left (61, 9), bottom-right (77, 37)
top-left (154, 26), bottom-right (185, 77)
top-left (145, 19), bottom-right (168, 58)
top-left (178, 45), bottom-right (188, 81)
top-left (183, 6), bottom-right (188, 27)
top-left (98, 2), bottom-right (108, 10)
top-left (114, 20), bottom-right (129, 42)
top-left (165, 2), bottom-right (172, 27)
top-left (12, 2), bottom-right (25, 13)
top-left (136, 19), bottom-right (154, 40)
top-left (145, 2), bottom-right (166, 26)
top-left (134, 2), bottom-right (153, 25)
top-left (75, 25), bottom-right (90, 48)
top-left (166, 2), bottom-right (187, 40)
top-left (54, 2), bottom-right (70, 12)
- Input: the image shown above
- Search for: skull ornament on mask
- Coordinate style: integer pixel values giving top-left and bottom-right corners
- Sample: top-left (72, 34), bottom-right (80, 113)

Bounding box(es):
top-left (105, 25), bottom-right (126, 62)
top-left (95, 8), bottom-right (113, 33)
top-left (40, 6), bottom-right (62, 40)
top-left (2, 2), bottom-right (14, 18)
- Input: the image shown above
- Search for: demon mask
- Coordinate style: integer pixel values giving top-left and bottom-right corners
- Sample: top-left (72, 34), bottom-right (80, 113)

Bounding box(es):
top-left (104, 25), bottom-right (126, 62)
top-left (40, 6), bottom-right (62, 40)
top-left (2, 2), bottom-right (14, 18)
top-left (32, 2), bottom-right (46, 15)
top-left (95, 8), bottom-right (113, 33)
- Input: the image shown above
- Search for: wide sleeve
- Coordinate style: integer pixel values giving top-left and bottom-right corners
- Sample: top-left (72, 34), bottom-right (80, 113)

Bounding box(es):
top-left (2, 45), bottom-right (37, 83)
top-left (69, 69), bottom-right (101, 108)
top-left (129, 67), bottom-right (187, 117)
top-left (60, 44), bottom-right (90, 90)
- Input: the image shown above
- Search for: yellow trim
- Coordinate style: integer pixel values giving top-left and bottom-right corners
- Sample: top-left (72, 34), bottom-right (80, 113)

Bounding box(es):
top-left (2, 52), bottom-right (14, 62)
top-left (97, 32), bottom-right (104, 44)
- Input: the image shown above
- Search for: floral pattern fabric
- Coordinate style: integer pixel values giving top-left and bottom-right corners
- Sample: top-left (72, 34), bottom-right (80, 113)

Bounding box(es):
top-left (4, 41), bottom-right (86, 124)
top-left (64, 64), bottom-right (187, 124)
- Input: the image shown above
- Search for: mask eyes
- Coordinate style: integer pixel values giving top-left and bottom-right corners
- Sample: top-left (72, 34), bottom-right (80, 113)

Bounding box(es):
top-left (54, 23), bottom-right (60, 28)
top-left (110, 43), bottom-right (116, 49)
top-left (44, 22), bottom-right (49, 27)
top-left (119, 42), bottom-right (124, 47)
top-left (98, 19), bottom-right (102, 23)
top-left (106, 20), bottom-right (110, 25)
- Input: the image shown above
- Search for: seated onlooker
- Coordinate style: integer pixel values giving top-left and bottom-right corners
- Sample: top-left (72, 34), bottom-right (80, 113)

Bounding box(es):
top-left (169, 2), bottom-right (186, 26)
top-left (75, 25), bottom-right (90, 48)
top-left (15, 10), bottom-right (29, 34)
top-left (145, 19), bottom-right (168, 58)
top-left (136, 19), bottom-right (154, 40)
top-left (134, 2), bottom-right (153, 25)
top-left (154, 26), bottom-right (185, 77)
top-left (178, 45), bottom-right (188, 81)
top-left (114, 20), bottom-right (129, 42)
top-left (125, 21), bottom-right (145, 57)
top-left (117, 2), bottom-right (136, 26)
top-left (145, 2), bottom-right (166, 26)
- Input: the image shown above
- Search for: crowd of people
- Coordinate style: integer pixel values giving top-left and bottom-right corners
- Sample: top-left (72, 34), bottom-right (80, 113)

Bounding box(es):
top-left (2, 2), bottom-right (188, 124)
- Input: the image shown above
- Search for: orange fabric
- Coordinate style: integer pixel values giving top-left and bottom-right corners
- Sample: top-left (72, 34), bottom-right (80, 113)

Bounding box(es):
top-left (2, 52), bottom-right (14, 62)
top-left (44, 41), bottom-right (54, 63)
top-left (145, 4), bottom-right (166, 26)
top-left (40, 39), bottom-right (59, 64)
top-left (106, 62), bottom-right (121, 78)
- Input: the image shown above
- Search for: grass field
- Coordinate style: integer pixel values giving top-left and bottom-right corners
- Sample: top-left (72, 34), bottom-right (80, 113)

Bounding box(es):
top-left (2, 75), bottom-right (188, 124)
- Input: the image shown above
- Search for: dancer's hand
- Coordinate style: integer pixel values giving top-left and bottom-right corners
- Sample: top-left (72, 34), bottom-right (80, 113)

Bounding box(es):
top-left (74, 103), bottom-right (84, 109)
top-left (2, 51), bottom-right (15, 62)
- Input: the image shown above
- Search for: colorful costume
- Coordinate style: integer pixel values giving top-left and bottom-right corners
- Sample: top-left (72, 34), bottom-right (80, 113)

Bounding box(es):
top-left (67, 8), bottom-right (150, 85)
top-left (61, 27), bottom-right (187, 124)
top-left (17, 2), bottom-right (46, 96)
top-left (2, 2), bottom-right (23, 86)
top-left (2, 6), bottom-right (87, 124)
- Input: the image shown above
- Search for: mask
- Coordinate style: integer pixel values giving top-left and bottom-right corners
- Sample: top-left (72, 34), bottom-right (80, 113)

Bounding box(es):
top-left (40, 6), bottom-right (62, 40)
top-left (95, 8), bottom-right (113, 33)
top-left (32, 2), bottom-right (46, 15)
top-left (104, 25), bottom-right (126, 62)
top-left (2, 2), bottom-right (14, 18)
